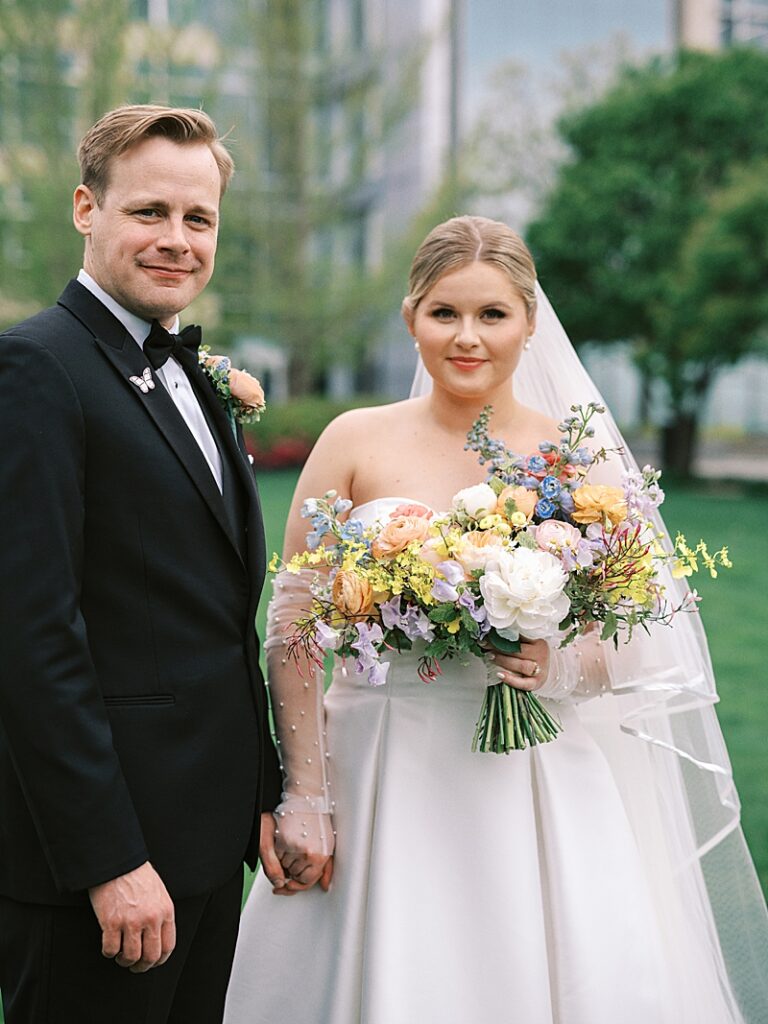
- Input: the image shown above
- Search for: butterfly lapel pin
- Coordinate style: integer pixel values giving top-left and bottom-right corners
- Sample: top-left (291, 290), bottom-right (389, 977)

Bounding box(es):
top-left (129, 367), bottom-right (156, 394)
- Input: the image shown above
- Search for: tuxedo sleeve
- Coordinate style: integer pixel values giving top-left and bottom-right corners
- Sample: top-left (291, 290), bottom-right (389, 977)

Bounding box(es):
top-left (0, 334), bottom-right (149, 893)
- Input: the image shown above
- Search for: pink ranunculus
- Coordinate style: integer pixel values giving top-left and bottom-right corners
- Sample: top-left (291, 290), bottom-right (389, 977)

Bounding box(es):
top-left (534, 520), bottom-right (583, 555)
top-left (390, 503), bottom-right (433, 520)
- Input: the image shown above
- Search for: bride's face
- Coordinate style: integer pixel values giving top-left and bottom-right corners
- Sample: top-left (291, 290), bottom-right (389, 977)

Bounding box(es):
top-left (407, 261), bottom-right (534, 399)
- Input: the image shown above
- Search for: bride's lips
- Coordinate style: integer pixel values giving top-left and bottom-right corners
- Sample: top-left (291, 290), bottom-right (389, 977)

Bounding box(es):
top-left (448, 357), bottom-right (487, 371)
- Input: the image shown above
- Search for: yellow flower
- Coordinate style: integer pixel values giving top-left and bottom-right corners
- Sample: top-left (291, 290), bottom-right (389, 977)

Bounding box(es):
top-left (446, 618), bottom-right (461, 634)
top-left (671, 559), bottom-right (694, 579)
top-left (477, 514), bottom-right (512, 534)
top-left (572, 484), bottom-right (627, 526)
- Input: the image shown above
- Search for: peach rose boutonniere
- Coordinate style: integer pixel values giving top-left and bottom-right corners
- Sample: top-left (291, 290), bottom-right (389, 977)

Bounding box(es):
top-left (199, 346), bottom-right (266, 431)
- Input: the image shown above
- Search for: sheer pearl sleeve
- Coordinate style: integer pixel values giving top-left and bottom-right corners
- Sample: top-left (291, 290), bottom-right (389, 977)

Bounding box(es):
top-left (265, 570), bottom-right (335, 859)
top-left (536, 631), bottom-right (612, 703)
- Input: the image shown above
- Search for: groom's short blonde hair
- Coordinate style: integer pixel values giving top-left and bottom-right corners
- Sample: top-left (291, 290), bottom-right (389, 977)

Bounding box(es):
top-left (77, 104), bottom-right (234, 203)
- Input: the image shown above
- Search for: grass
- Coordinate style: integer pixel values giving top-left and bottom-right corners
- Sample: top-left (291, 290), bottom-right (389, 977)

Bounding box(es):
top-left (659, 481), bottom-right (768, 896)
top-left (2, 474), bottom-right (764, 1021)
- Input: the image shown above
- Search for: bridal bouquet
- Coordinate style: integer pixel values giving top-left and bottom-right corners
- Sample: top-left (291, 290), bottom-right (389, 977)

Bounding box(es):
top-left (271, 404), bottom-right (730, 753)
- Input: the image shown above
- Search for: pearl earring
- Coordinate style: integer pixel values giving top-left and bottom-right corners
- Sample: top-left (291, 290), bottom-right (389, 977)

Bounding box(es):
top-left (524, 338), bottom-right (532, 351)
top-left (414, 341), bottom-right (420, 352)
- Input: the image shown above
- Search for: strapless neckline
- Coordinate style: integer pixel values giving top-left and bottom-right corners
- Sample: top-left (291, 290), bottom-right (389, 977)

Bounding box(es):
top-left (350, 496), bottom-right (438, 518)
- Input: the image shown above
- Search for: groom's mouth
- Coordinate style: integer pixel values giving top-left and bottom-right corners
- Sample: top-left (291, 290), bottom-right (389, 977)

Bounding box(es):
top-left (140, 264), bottom-right (194, 281)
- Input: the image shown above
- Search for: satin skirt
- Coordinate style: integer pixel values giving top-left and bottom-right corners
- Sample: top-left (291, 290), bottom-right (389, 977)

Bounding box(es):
top-left (223, 646), bottom-right (748, 1024)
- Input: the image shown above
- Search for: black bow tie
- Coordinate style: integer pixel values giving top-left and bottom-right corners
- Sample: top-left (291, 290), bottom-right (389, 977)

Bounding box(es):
top-left (144, 321), bottom-right (202, 370)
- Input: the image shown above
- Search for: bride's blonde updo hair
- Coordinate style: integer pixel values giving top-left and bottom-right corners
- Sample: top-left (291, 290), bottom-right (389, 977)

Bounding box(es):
top-left (402, 215), bottom-right (538, 323)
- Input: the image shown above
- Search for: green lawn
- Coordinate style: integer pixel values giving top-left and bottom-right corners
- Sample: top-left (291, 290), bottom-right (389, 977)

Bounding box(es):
top-left (659, 482), bottom-right (768, 896)
top-left (1, 474), bottom-right (764, 1022)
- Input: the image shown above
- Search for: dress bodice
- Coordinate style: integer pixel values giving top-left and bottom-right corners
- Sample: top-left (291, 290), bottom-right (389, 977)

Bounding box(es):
top-left (349, 496), bottom-right (437, 527)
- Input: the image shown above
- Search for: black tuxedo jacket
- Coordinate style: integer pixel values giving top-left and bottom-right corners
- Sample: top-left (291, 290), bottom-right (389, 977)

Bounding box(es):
top-left (0, 280), bottom-right (282, 906)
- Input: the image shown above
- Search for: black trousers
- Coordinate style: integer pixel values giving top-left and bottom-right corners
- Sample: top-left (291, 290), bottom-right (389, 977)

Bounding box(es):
top-left (0, 865), bottom-right (243, 1024)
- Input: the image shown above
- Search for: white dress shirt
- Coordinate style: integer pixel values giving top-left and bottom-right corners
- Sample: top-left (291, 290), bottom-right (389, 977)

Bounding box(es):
top-left (78, 270), bottom-right (223, 492)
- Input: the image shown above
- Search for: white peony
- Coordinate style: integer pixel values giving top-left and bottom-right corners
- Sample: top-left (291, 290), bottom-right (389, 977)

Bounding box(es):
top-left (451, 483), bottom-right (497, 520)
top-left (479, 547), bottom-right (570, 641)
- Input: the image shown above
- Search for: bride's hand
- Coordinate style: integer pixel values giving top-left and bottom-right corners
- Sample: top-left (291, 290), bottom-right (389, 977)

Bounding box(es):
top-left (489, 638), bottom-right (550, 691)
top-left (259, 812), bottom-right (334, 896)
top-left (278, 849), bottom-right (334, 894)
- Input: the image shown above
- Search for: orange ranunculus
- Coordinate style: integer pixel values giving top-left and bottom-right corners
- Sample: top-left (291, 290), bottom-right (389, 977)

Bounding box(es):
top-left (371, 516), bottom-right (432, 559)
top-left (332, 570), bottom-right (375, 619)
top-left (497, 485), bottom-right (538, 520)
top-left (571, 484), bottom-right (627, 526)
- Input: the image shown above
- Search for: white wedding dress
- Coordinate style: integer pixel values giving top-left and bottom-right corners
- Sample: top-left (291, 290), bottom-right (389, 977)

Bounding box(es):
top-left (224, 497), bottom-right (751, 1024)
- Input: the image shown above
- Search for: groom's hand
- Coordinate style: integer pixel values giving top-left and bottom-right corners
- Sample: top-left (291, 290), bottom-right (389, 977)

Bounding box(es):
top-left (88, 861), bottom-right (176, 972)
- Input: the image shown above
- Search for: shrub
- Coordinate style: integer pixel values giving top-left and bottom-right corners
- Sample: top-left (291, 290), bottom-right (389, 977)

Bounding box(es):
top-left (244, 395), bottom-right (387, 469)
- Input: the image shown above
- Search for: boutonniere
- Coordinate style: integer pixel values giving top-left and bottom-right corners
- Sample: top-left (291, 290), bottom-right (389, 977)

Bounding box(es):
top-left (198, 344), bottom-right (266, 430)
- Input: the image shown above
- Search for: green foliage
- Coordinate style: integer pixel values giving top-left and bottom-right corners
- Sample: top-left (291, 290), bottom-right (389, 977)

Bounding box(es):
top-left (527, 49), bottom-right (768, 471)
top-left (244, 394), bottom-right (386, 451)
top-left (654, 160), bottom-right (768, 392)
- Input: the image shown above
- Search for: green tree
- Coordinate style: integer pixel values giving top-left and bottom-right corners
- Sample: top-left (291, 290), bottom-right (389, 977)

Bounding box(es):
top-left (526, 48), bottom-right (768, 476)
top-left (213, 0), bottom-right (437, 395)
top-left (0, 0), bottom-right (223, 326)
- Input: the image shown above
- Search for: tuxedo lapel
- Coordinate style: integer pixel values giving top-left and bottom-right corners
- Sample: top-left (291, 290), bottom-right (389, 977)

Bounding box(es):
top-left (58, 281), bottom-right (243, 563)
top-left (186, 359), bottom-right (266, 583)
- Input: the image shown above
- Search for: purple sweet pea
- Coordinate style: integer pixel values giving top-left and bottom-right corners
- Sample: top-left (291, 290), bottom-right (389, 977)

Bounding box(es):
top-left (315, 620), bottom-right (341, 651)
top-left (368, 660), bottom-right (391, 687)
top-left (458, 590), bottom-right (490, 636)
top-left (351, 621), bottom-right (384, 672)
top-left (379, 596), bottom-right (404, 630)
top-left (402, 606), bottom-right (434, 641)
top-left (438, 560), bottom-right (465, 586)
top-left (431, 560), bottom-right (464, 603)
top-left (432, 578), bottom-right (459, 603)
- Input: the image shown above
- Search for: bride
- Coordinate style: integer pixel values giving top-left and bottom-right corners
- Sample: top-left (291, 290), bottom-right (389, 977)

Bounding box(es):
top-left (224, 216), bottom-right (768, 1023)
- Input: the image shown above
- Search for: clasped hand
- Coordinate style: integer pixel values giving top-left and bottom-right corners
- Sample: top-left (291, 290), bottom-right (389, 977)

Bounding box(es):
top-left (259, 812), bottom-right (333, 897)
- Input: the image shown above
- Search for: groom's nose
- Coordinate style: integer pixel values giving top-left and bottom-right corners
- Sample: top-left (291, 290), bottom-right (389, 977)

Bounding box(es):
top-left (156, 215), bottom-right (191, 254)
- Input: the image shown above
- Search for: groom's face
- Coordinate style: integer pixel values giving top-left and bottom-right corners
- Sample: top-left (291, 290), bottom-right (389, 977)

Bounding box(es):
top-left (73, 135), bottom-right (221, 326)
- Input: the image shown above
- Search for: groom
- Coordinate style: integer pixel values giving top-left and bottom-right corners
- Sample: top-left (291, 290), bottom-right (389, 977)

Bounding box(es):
top-left (0, 105), bottom-right (282, 1023)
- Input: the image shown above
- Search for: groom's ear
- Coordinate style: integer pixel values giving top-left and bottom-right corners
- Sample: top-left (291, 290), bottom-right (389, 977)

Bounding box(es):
top-left (73, 184), bottom-right (97, 237)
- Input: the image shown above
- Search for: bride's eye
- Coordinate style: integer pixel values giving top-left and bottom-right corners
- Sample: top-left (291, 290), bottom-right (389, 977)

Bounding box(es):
top-left (482, 308), bottom-right (506, 320)
top-left (431, 307), bottom-right (455, 320)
